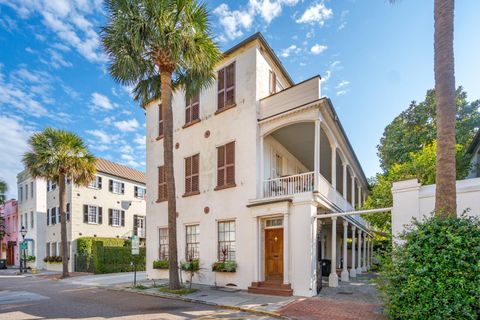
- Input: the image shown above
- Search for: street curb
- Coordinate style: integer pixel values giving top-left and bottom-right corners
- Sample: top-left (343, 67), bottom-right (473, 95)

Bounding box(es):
top-left (108, 286), bottom-right (292, 319)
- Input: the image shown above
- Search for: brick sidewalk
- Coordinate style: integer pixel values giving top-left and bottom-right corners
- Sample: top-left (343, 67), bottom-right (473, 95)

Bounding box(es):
top-left (278, 297), bottom-right (385, 320)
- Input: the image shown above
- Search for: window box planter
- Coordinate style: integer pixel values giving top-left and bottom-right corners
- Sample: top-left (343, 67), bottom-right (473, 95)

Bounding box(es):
top-left (153, 259), bottom-right (169, 269)
top-left (180, 259), bottom-right (200, 272)
top-left (212, 261), bottom-right (237, 273)
top-left (43, 256), bottom-right (63, 264)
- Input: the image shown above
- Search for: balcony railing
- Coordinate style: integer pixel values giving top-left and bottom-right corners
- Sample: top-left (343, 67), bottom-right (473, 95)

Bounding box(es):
top-left (263, 172), bottom-right (314, 198)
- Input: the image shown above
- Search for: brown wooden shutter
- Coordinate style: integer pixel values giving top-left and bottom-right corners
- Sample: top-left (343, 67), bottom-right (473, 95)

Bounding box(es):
top-left (108, 209), bottom-right (112, 225)
top-left (109, 179), bottom-right (113, 192)
top-left (225, 142), bottom-right (235, 185)
top-left (192, 154), bottom-right (199, 192)
top-left (98, 176), bottom-right (102, 189)
top-left (158, 166), bottom-right (166, 201)
top-left (185, 154), bottom-right (200, 194)
top-left (217, 145), bottom-right (225, 187)
top-left (226, 62), bottom-right (235, 106)
top-left (158, 104), bottom-right (164, 137)
top-left (185, 96), bottom-right (191, 124)
top-left (98, 207), bottom-right (103, 224)
top-left (217, 68), bottom-right (225, 110)
top-left (121, 211), bottom-right (125, 226)
top-left (185, 156), bottom-right (192, 194)
top-left (83, 205), bottom-right (88, 223)
top-left (192, 93), bottom-right (199, 121)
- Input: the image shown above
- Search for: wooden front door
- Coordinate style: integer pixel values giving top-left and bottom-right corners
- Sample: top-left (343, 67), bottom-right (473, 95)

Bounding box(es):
top-left (265, 228), bottom-right (283, 281)
top-left (7, 243), bottom-right (15, 265)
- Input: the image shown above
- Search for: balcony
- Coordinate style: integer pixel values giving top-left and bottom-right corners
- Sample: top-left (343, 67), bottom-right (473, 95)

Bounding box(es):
top-left (259, 76), bottom-right (321, 120)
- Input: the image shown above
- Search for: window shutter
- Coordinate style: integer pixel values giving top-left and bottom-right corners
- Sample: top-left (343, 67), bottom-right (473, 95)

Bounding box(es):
top-left (217, 68), bottom-right (225, 109)
top-left (134, 186), bottom-right (138, 197)
top-left (47, 209), bottom-right (50, 226)
top-left (121, 211), bottom-right (125, 227)
top-left (133, 215), bottom-right (138, 236)
top-left (109, 179), bottom-right (113, 192)
top-left (217, 145), bottom-right (225, 187)
top-left (108, 209), bottom-right (112, 226)
top-left (226, 142), bottom-right (235, 185)
top-left (83, 205), bottom-right (88, 223)
top-left (192, 154), bottom-right (199, 192)
top-left (226, 62), bottom-right (235, 106)
top-left (158, 105), bottom-right (164, 137)
top-left (66, 203), bottom-right (70, 221)
top-left (57, 207), bottom-right (60, 223)
top-left (98, 207), bottom-right (103, 224)
top-left (121, 183), bottom-right (125, 194)
top-left (192, 94), bottom-right (200, 121)
top-left (158, 166), bottom-right (166, 201)
top-left (185, 156), bottom-right (192, 194)
top-left (185, 97), bottom-right (191, 124)
top-left (52, 207), bottom-right (56, 225)
top-left (98, 176), bottom-right (102, 189)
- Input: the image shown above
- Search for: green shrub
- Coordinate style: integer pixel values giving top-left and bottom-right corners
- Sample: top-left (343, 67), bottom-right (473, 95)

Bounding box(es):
top-left (77, 237), bottom-right (126, 255)
top-left (180, 259), bottom-right (199, 271)
top-left (212, 260), bottom-right (237, 272)
top-left (158, 286), bottom-right (197, 295)
top-left (379, 215), bottom-right (480, 319)
top-left (93, 241), bottom-right (146, 274)
top-left (27, 255), bottom-right (36, 262)
top-left (153, 259), bottom-right (169, 269)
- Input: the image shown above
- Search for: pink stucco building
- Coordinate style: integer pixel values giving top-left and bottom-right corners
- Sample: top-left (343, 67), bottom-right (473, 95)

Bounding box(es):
top-left (0, 199), bottom-right (19, 266)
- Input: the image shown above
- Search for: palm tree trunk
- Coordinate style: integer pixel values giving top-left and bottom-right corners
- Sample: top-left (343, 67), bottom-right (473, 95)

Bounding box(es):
top-left (434, 0), bottom-right (456, 217)
top-left (161, 70), bottom-right (181, 289)
top-left (59, 174), bottom-right (69, 278)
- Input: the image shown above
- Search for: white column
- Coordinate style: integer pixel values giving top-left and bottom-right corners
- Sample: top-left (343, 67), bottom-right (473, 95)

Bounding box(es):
top-left (342, 163), bottom-right (347, 199)
top-left (366, 236), bottom-right (370, 270)
top-left (357, 229), bottom-right (362, 274)
top-left (331, 146), bottom-right (337, 190)
top-left (254, 217), bottom-right (260, 281)
top-left (328, 217), bottom-right (339, 287)
top-left (371, 237), bottom-right (374, 268)
top-left (362, 233), bottom-right (367, 272)
top-left (350, 225), bottom-right (356, 277)
top-left (357, 186), bottom-right (362, 208)
top-left (314, 119), bottom-right (320, 191)
top-left (283, 213), bottom-right (289, 284)
top-left (259, 136), bottom-right (264, 198)
top-left (341, 220), bottom-right (349, 282)
top-left (351, 176), bottom-right (356, 208)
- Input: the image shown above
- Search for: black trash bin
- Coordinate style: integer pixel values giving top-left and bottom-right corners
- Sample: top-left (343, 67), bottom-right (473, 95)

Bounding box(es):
top-left (0, 259), bottom-right (7, 269)
top-left (320, 259), bottom-right (331, 276)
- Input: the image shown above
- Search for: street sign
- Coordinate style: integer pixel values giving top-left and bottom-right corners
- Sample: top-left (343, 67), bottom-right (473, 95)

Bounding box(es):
top-left (131, 235), bottom-right (139, 255)
top-left (20, 241), bottom-right (28, 250)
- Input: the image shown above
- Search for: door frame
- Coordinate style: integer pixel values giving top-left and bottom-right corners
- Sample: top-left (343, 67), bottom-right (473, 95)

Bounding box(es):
top-left (263, 217), bottom-right (284, 282)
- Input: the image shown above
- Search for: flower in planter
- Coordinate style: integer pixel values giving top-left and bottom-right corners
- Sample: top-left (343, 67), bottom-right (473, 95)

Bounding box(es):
top-left (212, 260), bottom-right (236, 272)
top-left (180, 259), bottom-right (200, 271)
top-left (27, 255), bottom-right (36, 262)
top-left (153, 259), bottom-right (169, 269)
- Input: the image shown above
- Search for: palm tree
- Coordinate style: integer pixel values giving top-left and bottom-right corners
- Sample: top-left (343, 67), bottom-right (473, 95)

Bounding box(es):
top-left (23, 128), bottom-right (96, 278)
top-left (0, 179), bottom-right (7, 204)
top-left (102, 0), bottom-right (221, 289)
top-left (433, 0), bottom-right (456, 216)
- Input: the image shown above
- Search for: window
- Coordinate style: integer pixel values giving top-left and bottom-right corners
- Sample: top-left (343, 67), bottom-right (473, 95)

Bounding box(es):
top-left (218, 221), bottom-right (236, 261)
top-left (51, 207), bottom-right (57, 225)
top-left (52, 242), bottom-right (57, 256)
top-left (56, 207), bottom-right (60, 224)
top-left (83, 205), bottom-right (102, 224)
top-left (157, 166), bottom-right (166, 202)
top-left (186, 225), bottom-right (199, 260)
top-left (47, 209), bottom-right (50, 226)
top-left (19, 186), bottom-right (23, 202)
top-left (266, 218), bottom-right (283, 228)
top-left (25, 184), bottom-right (28, 200)
top-left (216, 142), bottom-right (235, 189)
top-left (109, 179), bottom-right (124, 194)
top-left (273, 152), bottom-right (283, 178)
top-left (109, 209), bottom-right (124, 227)
top-left (30, 182), bottom-right (34, 197)
top-left (134, 186), bottom-right (146, 199)
top-left (184, 154), bottom-right (200, 196)
top-left (217, 62), bottom-right (236, 110)
top-left (158, 104), bottom-right (164, 138)
top-left (46, 242), bottom-right (50, 256)
top-left (185, 93), bottom-right (200, 125)
top-left (159, 227), bottom-right (169, 260)
top-left (134, 215), bottom-right (145, 237)
top-left (47, 180), bottom-right (56, 192)
top-left (30, 211), bottom-right (34, 229)
top-left (23, 213), bottom-right (28, 229)
top-left (88, 176), bottom-right (102, 189)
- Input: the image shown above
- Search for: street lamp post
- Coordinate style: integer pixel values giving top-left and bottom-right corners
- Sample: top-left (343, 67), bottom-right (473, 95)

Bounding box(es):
top-left (20, 226), bottom-right (27, 274)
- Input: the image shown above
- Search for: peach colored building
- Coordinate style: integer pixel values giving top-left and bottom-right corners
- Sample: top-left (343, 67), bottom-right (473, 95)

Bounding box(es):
top-left (0, 199), bottom-right (19, 266)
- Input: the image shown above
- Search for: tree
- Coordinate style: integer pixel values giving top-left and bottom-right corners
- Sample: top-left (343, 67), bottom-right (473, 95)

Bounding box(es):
top-left (0, 179), bottom-right (7, 204)
top-left (0, 179), bottom-right (7, 255)
top-left (377, 88), bottom-right (479, 172)
top-left (434, 0), bottom-right (457, 216)
top-left (102, 0), bottom-right (221, 289)
top-left (23, 128), bottom-right (96, 278)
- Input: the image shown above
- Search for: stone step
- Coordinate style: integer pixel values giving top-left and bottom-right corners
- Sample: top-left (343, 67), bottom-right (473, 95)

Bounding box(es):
top-left (248, 281), bottom-right (293, 296)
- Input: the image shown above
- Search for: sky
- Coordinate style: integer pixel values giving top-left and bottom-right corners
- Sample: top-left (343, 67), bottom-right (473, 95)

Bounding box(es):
top-left (1, 0), bottom-right (479, 199)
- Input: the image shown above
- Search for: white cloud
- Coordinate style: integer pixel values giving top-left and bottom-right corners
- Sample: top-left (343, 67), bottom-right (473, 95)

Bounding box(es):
top-left (280, 44), bottom-right (301, 58)
top-left (338, 10), bottom-right (349, 31)
top-left (86, 129), bottom-right (113, 144)
top-left (114, 118), bottom-right (140, 132)
top-left (133, 134), bottom-right (146, 148)
top-left (1, 0), bottom-right (106, 63)
top-left (90, 92), bottom-right (115, 111)
top-left (214, 0), bottom-right (299, 40)
top-left (310, 44), bottom-right (328, 55)
top-left (0, 116), bottom-right (32, 199)
top-left (296, 2), bottom-right (333, 26)
top-left (336, 80), bottom-right (350, 89)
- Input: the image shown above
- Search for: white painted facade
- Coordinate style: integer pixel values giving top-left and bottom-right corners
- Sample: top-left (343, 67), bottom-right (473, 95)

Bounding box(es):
top-left (145, 33), bottom-right (372, 296)
top-left (391, 178), bottom-right (480, 238)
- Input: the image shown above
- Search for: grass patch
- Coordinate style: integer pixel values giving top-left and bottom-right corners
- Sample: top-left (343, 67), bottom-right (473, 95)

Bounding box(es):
top-left (158, 286), bottom-right (197, 295)
top-left (133, 284), bottom-right (148, 290)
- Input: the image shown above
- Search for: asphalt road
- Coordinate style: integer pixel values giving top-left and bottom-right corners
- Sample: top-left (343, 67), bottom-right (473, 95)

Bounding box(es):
top-left (0, 274), bottom-right (275, 319)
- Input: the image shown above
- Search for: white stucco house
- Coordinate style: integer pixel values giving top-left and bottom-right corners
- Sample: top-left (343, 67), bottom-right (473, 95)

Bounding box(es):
top-left (145, 33), bottom-right (374, 297)
top-left (392, 131), bottom-right (480, 238)
top-left (17, 158), bottom-right (146, 272)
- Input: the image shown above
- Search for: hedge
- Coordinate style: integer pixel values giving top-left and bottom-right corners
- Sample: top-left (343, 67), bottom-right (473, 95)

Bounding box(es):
top-left (77, 237), bottom-right (126, 255)
top-left (379, 215), bottom-right (480, 319)
top-left (93, 241), bottom-right (146, 274)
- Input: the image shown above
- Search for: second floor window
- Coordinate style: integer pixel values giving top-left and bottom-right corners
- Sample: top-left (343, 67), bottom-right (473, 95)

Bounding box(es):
top-left (30, 211), bottom-right (34, 229)
top-left (185, 93), bottom-right (200, 125)
top-left (109, 209), bottom-right (124, 227)
top-left (217, 62), bottom-right (236, 110)
top-left (158, 104), bottom-right (164, 138)
top-left (89, 176), bottom-right (102, 189)
top-left (134, 186), bottom-right (146, 199)
top-left (157, 166), bottom-right (166, 202)
top-left (109, 180), bottom-right (124, 194)
top-left (216, 142), bottom-right (235, 189)
top-left (51, 207), bottom-right (57, 225)
top-left (30, 181), bottom-right (34, 197)
top-left (25, 184), bottom-right (28, 200)
top-left (84, 205), bottom-right (102, 224)
top-left (184, 154), bottom-right (200, 196)
top-left (159, 227), bottom-right (169, 260)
